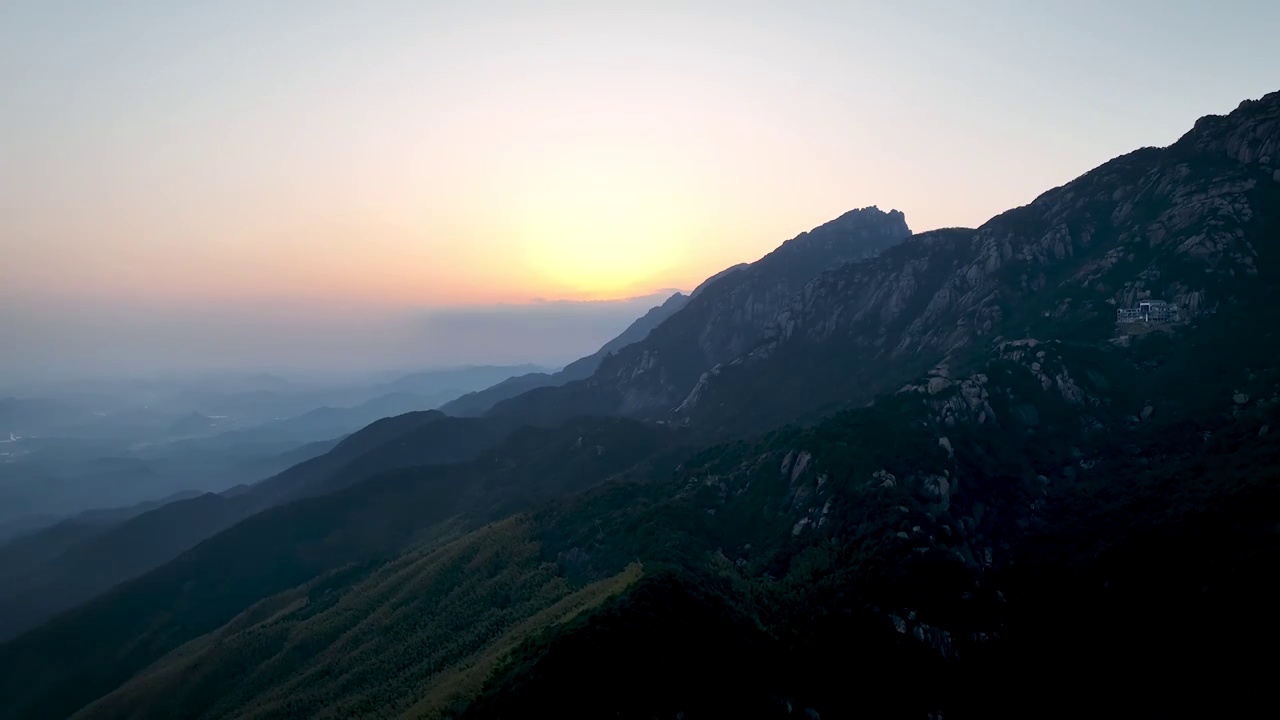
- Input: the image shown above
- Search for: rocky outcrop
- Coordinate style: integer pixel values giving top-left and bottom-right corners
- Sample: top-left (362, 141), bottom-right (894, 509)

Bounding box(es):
top-left (675, 91), bottom-right (1280, 431)
top-left (488, 207), bottom-right (911, 423)
top-left (1182, 93), bottom-right (1280, 165)
top-left (484, 92), bottom-right (1278, 438)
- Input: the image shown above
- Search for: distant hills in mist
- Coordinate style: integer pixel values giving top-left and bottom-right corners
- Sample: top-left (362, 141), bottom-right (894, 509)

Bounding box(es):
top-left (2, 89), bottom-right (1279, 719)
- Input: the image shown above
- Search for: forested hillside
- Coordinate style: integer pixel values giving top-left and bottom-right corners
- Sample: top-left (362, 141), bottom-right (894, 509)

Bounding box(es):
top-left (2, 90), bottom-right (1278, 720)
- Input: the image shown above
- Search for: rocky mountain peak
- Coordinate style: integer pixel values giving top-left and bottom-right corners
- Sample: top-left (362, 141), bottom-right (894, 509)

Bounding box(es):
top-left (672, 90), bottom-right (1280, 433)
top-left (1179, 90), bottom-right (1280, 165)
top-left (767, 205), bottom-right (910, 266)
top-left (817, 205), bottom-right (908, 233)
top-left (486, 206), bottom-right (912, 423)
top-left (7, 88), bottom-right (1280, 720)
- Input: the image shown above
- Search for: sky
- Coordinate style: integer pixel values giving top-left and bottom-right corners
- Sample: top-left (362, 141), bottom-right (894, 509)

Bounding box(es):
top-left (2, 0), bottom-right (1278, 381)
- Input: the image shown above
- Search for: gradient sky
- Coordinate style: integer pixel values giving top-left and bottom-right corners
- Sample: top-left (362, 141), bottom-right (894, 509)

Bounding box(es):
top-left (3, 1), bottom-right (1278, 379)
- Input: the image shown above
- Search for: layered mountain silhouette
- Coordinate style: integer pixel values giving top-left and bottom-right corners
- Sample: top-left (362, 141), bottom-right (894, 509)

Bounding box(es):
top-left (0, 300), bottom-right (716, 641)
top-left (440, 291), bottom-right (692, 416)
top-left (1, 91), bottom-right (1278, 720)
top-left (486, 206), bottom-right (912, 424)
top-left (0, 411), bottom-right (522, 641)
top-left (0, 301), bottom-right (724, 642)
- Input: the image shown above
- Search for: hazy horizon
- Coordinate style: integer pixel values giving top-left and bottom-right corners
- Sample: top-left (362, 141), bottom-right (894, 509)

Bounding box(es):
top-left (0, 290), bottom-right (685, 386)
top-left (4, 1), bottom-right (1279, 383)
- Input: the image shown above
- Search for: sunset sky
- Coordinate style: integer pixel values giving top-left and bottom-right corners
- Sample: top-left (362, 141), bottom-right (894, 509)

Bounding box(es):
top-left (3, 1), bottom-right (1279, 379)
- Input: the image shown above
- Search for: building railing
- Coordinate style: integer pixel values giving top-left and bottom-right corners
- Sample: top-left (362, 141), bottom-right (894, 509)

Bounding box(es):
top-left (1117, 302), bottom-right (1180, 324)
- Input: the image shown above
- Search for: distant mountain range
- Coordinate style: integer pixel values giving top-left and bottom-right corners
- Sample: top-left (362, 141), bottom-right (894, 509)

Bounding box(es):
top-left (2, 90), bottom-right (1279, 719)
top-left (0, 397), bottom-right (90, 435)
top-left (440, 292), bottom-right (692, 416)
top-left (0, 364), bottom-right (562, 529)
top-left (0, 351), bottom-right (676, 641)
top-left (2, 364), bottom-right (556, 439)
top-left (0, 364), bottom-right (576, 640)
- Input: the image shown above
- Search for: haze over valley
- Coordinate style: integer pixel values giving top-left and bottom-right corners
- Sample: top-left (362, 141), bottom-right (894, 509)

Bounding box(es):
top-left (2, 2), bottom-right (1279, 719)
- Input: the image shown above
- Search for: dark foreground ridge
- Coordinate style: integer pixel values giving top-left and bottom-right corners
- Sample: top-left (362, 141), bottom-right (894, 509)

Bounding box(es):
top-left (0, 90), bottom-right (1278, 720)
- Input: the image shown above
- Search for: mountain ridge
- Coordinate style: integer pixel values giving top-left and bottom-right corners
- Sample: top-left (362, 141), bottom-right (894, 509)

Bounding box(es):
top-left (486, 205), bottom-right (912, 425)
top-left (0, 411), bottom-right (523, 641)
top-left (440, 292), bottom-right (691, 417)
top-left (1, 90), bottom-right (1278, 719)
top-left (668, 90), bottom-right (1280, 433)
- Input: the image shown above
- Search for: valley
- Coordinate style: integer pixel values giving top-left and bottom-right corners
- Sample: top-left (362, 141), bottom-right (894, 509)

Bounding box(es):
top-left (1, 89), bottom-right (1278, 719)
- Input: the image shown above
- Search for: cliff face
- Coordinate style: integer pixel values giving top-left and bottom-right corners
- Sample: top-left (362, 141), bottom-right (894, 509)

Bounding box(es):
top-left (487, 207), bottom-right (912, 423)
top-left (675, 92), bottom-right (1280, 432)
